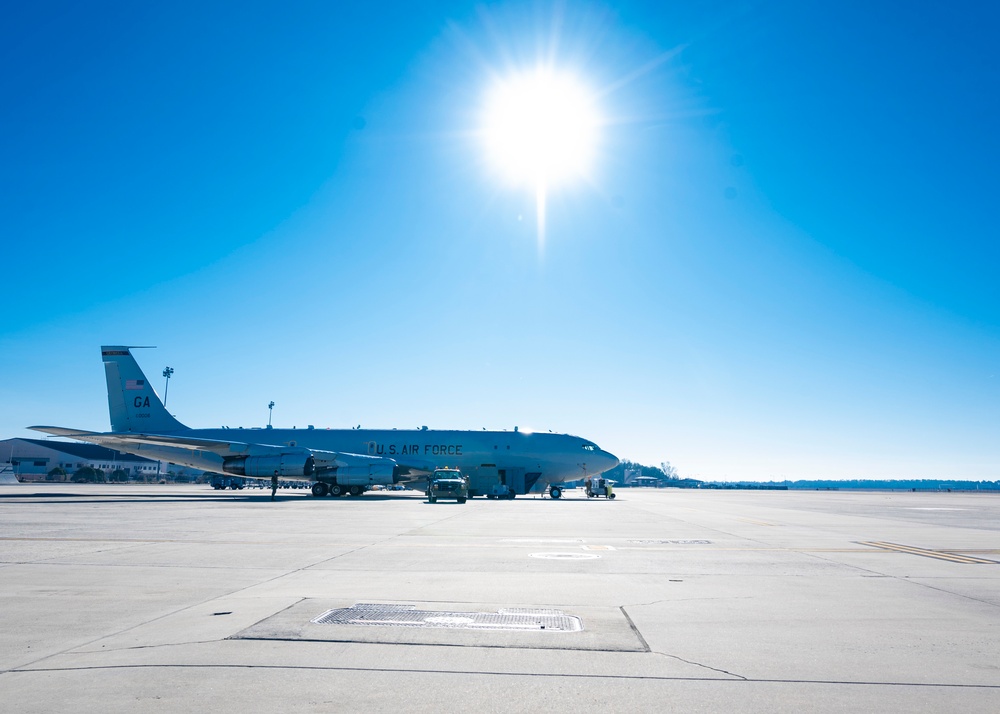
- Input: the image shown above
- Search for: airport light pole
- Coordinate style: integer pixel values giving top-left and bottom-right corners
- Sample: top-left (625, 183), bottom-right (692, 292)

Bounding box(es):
top-left (162, 366), bottom-right (174, 407)
top-left (268, 401), bottom-right (275, 427)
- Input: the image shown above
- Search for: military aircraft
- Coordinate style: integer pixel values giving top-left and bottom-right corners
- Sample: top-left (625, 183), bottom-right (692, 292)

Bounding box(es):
top-left (31, 346), bottom-right (619, 499)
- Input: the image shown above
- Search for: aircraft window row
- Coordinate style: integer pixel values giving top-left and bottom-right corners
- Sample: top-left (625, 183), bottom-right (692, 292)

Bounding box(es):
top-left (582, 444), bottom-right (596, 451)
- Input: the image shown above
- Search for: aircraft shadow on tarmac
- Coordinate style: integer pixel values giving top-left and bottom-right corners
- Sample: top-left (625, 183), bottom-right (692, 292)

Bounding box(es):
top-left (0, 491), bottom-right (423, 504)
top-left (0, 490), bottom-right (618, 505)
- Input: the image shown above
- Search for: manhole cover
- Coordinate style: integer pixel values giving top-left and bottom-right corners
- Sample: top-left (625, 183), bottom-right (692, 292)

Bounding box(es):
top-left (529, 552), bottom-right (601, 560)
top-left (312, 604), bottom-right (582, 632)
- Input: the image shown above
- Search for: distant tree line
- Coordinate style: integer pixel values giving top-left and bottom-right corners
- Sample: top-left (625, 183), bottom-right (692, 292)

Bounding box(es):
top-left (772, 478), bottom-right (1000, 491)
top-left (603, 460), bottom-right (686, 484)
top-left (598, 464), bottom-right (998, 491)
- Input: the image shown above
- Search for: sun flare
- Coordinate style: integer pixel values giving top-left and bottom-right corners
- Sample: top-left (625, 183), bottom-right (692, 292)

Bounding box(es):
top-left (480, 68), bottom-right (600, 253)
top-left (481, 69), bottom-right (600, 189)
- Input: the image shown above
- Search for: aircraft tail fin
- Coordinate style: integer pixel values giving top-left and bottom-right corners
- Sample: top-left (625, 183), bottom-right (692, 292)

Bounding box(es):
top-left (101, 346), bottom-right (187, 433)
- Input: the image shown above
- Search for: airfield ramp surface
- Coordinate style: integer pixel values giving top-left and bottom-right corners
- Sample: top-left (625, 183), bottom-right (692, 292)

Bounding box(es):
top-left (1, 485), bottom-right (998, 713)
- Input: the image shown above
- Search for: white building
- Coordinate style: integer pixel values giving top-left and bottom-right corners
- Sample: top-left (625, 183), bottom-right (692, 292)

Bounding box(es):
top-left (1, 438), bottom-right (162, 481)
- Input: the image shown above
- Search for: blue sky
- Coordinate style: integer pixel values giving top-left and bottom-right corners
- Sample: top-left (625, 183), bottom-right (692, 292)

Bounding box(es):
top-left (2, 1), bottom-right (998, 481)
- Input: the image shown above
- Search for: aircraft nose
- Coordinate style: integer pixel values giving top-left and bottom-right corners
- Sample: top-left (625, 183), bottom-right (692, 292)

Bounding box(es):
top-left (600, 449), bottom-right (619, 472)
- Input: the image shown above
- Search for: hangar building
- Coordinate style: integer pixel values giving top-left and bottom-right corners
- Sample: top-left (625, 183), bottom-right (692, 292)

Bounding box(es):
top-left (0, 438), bottom-right (162, 481)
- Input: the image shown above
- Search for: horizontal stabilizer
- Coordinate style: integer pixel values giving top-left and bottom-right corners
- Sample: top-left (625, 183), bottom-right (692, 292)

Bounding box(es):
top-left (30, 426), bottom-right (103, 439)
top-left (29, 426), bottom-right (131, 444)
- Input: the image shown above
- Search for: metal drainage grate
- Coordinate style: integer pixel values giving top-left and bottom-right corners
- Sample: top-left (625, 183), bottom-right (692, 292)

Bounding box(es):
top-left (312, 603), bottom-right (583, 632)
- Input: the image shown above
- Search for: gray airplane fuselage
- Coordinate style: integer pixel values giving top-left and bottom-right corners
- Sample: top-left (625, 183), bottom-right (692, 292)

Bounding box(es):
top-left (144, 427), bottom-right (617, 493)
top-left (31, 346), bottom-right (620, 497)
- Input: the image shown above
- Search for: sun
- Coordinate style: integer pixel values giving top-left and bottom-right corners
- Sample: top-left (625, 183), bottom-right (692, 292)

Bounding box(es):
top-left (480, 67), bottom-right (601, 253)
top-left (482, 68), bottom-right (600, 189)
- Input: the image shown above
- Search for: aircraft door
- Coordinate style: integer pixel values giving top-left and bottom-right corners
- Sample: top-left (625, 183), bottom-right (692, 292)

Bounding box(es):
top-left (503, 467), bottom-right (527, 495)
top-left (472, 465), bottom-right (499, 496)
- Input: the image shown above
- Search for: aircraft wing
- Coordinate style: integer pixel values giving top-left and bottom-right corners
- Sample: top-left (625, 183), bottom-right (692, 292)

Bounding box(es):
top-left (28, 426), bottom-right (435, 477)
top-left (31, 426), bottom-right (282, 457)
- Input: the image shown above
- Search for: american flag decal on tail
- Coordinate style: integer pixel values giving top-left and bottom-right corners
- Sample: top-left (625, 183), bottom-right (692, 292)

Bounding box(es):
top-left (126, 380), bottom-right (145, 390)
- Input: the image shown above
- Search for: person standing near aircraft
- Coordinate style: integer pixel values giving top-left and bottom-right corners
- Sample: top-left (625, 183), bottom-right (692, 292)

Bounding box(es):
top-left (271, 471), bottom-right (278, 501)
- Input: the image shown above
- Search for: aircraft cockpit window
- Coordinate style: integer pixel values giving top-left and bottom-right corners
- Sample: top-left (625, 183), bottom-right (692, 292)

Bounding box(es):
top-left (582, 444), bottom-right (596, 451)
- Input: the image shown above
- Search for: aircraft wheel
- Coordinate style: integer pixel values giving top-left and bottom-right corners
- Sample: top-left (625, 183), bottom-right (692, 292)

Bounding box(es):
top-left (329, 484), bottom-right (342, 497)
top-left (609, 493), bottom-right (616, 500)
top-left (349, 486), bottom-right (363, 497)
top-left (311, 482), bottom-right (328, 497)
top-left (550, 487), bottom-right (562, 499)
top-left (508, 491), bottom-right (516, 500)
top-left (458, 498), bottom-right (467, 504)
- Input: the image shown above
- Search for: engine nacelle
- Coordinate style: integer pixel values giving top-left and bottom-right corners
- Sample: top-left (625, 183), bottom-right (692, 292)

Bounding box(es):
top-left (223, 454), bottom-right (315, 478)
top-left (309, 450), bottom-right (398, 486)
top-left (333, 463), bottom-right (397, 486)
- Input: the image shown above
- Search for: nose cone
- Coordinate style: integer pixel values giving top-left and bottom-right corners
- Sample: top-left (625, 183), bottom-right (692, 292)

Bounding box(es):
top-left (597, 449), bottom-right (619, 474)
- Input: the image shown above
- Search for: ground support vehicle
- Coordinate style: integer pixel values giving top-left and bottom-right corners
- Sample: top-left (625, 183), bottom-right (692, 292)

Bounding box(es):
top-left (485, 483), bottom-right (516, 499)
top-left (427, 469), bottom-right (469, 503)
top-left (584, 477), bottom-right (615, 499)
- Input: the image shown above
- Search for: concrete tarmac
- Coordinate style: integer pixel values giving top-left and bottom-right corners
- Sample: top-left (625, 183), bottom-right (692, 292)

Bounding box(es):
top-left (1, 484), bottom-right (998, 713)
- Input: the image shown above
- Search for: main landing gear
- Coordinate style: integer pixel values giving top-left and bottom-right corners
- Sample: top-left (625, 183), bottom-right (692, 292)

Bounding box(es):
top-left (310, 482), bottom-right (366, 498)
top-left (549, 486), bottom-right (563, 499)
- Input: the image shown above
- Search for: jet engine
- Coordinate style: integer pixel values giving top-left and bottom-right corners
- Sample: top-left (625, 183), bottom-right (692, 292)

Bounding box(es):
top-left (309, 451), bottom-right (398, 486)
top-left (332, 463), bottom-right (397, 486)
top-left (223, 454), bottom-right (315, 478)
